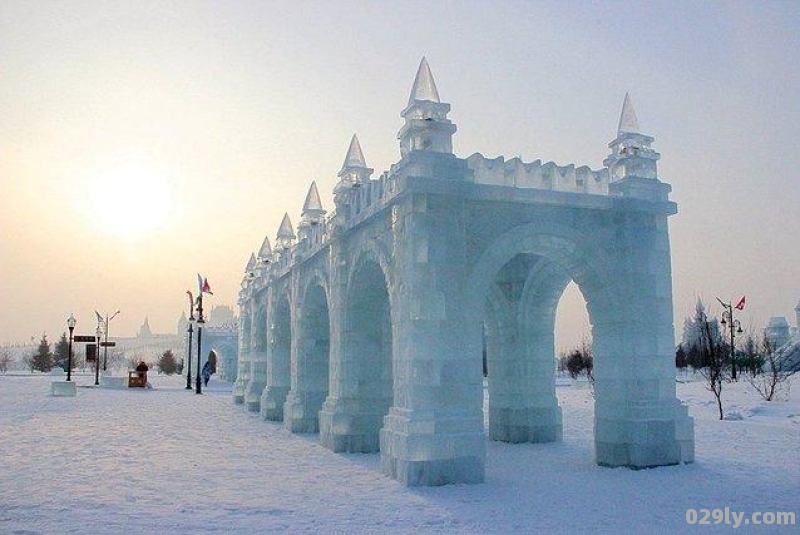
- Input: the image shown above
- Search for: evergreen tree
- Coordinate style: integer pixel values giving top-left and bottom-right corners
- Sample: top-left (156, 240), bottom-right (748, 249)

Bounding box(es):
top-left (0, 349), bottom-right (12, 373)
top-left (28, 334), bottom-right (54, 372)
top-left (682, 299), bottom-right (723, 369)
top-left (675, 344), bottom-right (688, 371)
top-left (53, 332), bottom-right (71, 371)
top-left (158, 350), bottom-right (177, 375)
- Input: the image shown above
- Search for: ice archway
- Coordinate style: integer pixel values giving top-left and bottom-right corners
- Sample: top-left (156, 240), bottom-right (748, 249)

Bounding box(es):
top-left (233, 58), bottom-right (694, 486)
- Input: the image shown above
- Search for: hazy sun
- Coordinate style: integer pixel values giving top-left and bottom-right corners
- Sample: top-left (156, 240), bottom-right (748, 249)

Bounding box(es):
top-left (89, 166), bottom-right (172, 238)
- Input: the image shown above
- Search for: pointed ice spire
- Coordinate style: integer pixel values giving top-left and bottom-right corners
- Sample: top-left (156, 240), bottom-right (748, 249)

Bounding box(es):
top-left (340, 134), bottom-right (368, 171)
top-left (245, 252), bottom-right (256, 272)
top-left (302, 181), bottom-right (324, 214)
top-left (408, 56), bottom-right (440, 106)
top-left (277, 213), bottom-right (295, 240)
top-left (257, 235), bottom-right (272, 259)
top-left (617, 93), bottom-right (640, 135)
top-left (336, 134), bottom-right (374, 189)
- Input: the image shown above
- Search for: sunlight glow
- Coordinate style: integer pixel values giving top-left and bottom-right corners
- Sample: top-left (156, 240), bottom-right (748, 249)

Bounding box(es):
top-left (89, 166), bottom-right (173, 238)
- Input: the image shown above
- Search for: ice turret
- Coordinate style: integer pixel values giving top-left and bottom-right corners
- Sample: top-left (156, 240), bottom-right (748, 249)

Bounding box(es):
top-left (407, 56), bottom-right (441, 105)
top-left (617, 92), bottom-right (640, 135)
top-left (241, 252), bottom-right (256, 287)
top-left (335, 134), bottom-right (373, 196)
top-left (257, 236), bottom-right (272, 263)
top-left (604, 93), bottom-right (660, 183)
top-left (301, 181), bottom-right (326, 222)
top-left (603, 94), bottom-right (672, 202)
top-left (341, 134), bottom-right (368, 170)
top-left (276, 213), bottom-right (295, 251)
top-left (298, 182), bottom-right (327, 247)
top-left (398, 57), bottom-right (456, 158)
top-left (245, 252), bottom-right (257, 274)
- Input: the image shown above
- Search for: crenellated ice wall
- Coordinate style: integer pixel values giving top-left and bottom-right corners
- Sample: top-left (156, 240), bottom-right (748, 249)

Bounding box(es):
top-left (466, 154), bottom-right (609, 195)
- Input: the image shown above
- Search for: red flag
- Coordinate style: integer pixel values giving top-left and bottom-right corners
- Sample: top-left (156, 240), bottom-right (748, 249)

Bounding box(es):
top-left (734, 295), bottom-right (746, 311)
top-left (202, 278), bottom-right (213, 295)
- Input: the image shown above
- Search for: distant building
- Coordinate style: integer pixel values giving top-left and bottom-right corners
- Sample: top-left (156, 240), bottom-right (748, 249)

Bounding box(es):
top-left (112, 317), bottom-right (182, 366)
top-left (764, 300), bottom-right (800, 372)
top-left (765, 317), bottom-right (791, 349)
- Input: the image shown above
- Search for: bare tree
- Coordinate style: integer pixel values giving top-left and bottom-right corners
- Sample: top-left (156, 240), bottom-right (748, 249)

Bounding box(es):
top-left (696, 309), bottom-right (727, 420)
top-left (563, 337), bottom-right (593, 383)
top-left (746, 335), bottom-right (798, 401)
top-left (579, 337), bottom-right (593, 383)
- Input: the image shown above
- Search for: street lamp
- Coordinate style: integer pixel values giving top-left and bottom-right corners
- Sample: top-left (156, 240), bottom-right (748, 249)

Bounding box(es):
top-left (195, 294), bottom-right (205, 394)
top-left (66, 314), bottom-right (76, 382)
top-left (718, 297), bottom-right (744, 381)
top-left (101, 310), bottom-right (120, 372)
top-left (186, 321), bottom-right (194, 390)
top-left (94, 325), bottom-right (102, 386)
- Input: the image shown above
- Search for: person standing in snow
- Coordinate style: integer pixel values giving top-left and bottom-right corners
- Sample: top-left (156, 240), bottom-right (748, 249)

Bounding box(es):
top-left (202, 361), bottom-right (212, 386)
top-left (136, 361), bottom-right (149, 381)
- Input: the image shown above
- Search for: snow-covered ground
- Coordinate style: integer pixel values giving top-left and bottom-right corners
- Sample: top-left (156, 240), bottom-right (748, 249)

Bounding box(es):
top-left (1, 372), bottom-right (797, 533)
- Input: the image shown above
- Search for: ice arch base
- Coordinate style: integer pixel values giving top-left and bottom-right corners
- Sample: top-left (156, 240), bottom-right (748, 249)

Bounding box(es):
top-left (319, 258), bottom-right (394, 454)
top-left (260, 294), bottom-right (291, 421)
top-left (468, 215), bottom-right (694, 469)
top-left (283, 283), bottom-right (330, 433)
top-left (484, 258), bottom-right (568, 444)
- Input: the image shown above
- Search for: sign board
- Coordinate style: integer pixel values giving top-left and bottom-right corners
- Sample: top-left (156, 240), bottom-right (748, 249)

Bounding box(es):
top-left (100, 341), bottom-right (116, 347)
top-left (86, 344), bottom-right (97, 362)
top-left (74, 335), bottom-right (98, 343)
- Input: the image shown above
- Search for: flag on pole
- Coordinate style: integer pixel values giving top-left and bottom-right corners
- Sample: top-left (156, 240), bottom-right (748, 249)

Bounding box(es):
top-left (197, 273), bottom-right (213, 295)
top-left (95, 310), bottom-right (103, 324)
top-left (734, 295), bottom-right (746, 311)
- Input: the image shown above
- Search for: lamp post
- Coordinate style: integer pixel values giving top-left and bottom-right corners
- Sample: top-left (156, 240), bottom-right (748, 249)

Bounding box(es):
top-left (102, 310), bottom-right (120, 372)
top-left (66, 314), bottom-right (76, 382)
top-left (195, 294), bottom-right (205, 394)
top-left (718, 298), bottom-right (743, 381)
top-left (94, 325), bottom-right (102, 386)
top-left (186, 292), bottom-right (196, 390)
top-left (186, 321), bottom-right (194, 390)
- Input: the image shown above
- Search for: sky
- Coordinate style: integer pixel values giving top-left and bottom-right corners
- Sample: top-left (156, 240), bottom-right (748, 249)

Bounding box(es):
top-left (1, 0), bottom-right (798, 350)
